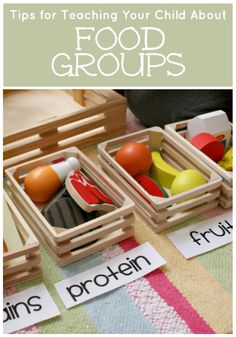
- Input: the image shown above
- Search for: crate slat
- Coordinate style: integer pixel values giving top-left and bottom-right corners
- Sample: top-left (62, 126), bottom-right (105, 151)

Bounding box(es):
top-left (4, 253), bottom-right (41, 276)
top-left (4, 267), bottom-right (42, 289)
top-left (3, 192), bottom-right (41, 288)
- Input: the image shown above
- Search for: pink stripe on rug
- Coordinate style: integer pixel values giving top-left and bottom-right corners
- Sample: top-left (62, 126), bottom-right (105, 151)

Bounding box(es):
top-left (119, 238), bottom-right (215, 334)
top-left (101, 244), bottom-right (191, 333)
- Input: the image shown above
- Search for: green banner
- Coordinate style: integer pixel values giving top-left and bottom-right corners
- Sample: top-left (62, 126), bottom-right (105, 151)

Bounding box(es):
top-left (4, 3), bottom-right (232, 87)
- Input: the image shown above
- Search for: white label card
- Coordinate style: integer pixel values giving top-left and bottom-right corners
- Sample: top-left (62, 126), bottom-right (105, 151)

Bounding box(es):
top-left (167, 212), bottom-right (232, 259)
top-left (55, 242), bottom-right (166, 308)
top-left (3, 284), bottom-right (60, 334)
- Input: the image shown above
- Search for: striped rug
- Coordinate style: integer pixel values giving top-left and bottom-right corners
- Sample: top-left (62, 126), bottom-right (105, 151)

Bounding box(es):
top-left (13, 206), bottom-right (232, 334)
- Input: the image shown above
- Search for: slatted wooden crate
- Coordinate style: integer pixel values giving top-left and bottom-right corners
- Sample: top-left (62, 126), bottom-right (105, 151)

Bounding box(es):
top-left (3, 89), bottom-right (126, 170)
top-left (98, 127), bottom-right (222, 232)
top-left (165, 121), bottom-right (232, 208)
top-left (6, 147), bottom-right (135, 266)
top-left (3, 191), bottom-right (41, 288)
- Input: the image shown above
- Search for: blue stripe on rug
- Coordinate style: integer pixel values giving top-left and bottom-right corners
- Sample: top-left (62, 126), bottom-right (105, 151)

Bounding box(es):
top-left (58, 252), bottom-right (158, 334)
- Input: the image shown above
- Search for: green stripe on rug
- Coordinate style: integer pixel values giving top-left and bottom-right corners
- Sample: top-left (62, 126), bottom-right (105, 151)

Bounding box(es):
top-left (197, 243), bottom-right (232, 294)
top-left (17, 246), bottom-right (97, 334)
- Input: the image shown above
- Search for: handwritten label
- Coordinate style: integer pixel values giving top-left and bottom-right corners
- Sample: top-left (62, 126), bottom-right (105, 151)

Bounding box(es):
top-left (55, 242), bottom-right (166, 308)
top-left (3, 284), bottom-right (60, 333)
top-left (167, 212), bottom-right (232, 258)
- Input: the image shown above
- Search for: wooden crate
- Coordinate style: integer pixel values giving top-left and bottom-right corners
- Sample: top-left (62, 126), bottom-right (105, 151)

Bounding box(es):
top-left (3, 191), bottom-right (41, 288)
top-left (98, 127), bottom-right (222, 232)
top-left (165, 121), bottom-right (232, 208)
top-left (3, 89), bottom-right (126, 170)
top-left (6, 147), bottom-right (135, 266)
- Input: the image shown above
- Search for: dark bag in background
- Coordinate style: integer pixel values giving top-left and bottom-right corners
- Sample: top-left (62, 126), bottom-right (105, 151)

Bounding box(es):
top-left (124, 90), bottom-right (232, 128)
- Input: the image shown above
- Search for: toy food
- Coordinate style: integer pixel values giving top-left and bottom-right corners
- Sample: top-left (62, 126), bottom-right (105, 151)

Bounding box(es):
top-left (187, 110), bottom-right (231, 149)
top-left (171, 169), bottom-right (206, 195)
top-left (24, 157), bottom-right (81, 203)
top-left (115, 142), bottom-right (152, 177)
top-left (190, 132), bottom-right (224, 163)
top-left (66, 170), bottom-right (116, 212)
top-left (150, 151), bottom-right (180, 189)
top-left (3, 239), bottom-right (8, 253)
top-left (218, 147), bottom-right (232, 171)
top-left (135, 175), bottom-right (168, 198)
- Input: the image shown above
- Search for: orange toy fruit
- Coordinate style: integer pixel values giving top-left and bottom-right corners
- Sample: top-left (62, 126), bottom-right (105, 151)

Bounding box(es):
top-left (115, 142), bottom-right (152, 177)
top-left (24, 166), bottom-right (61, 203)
